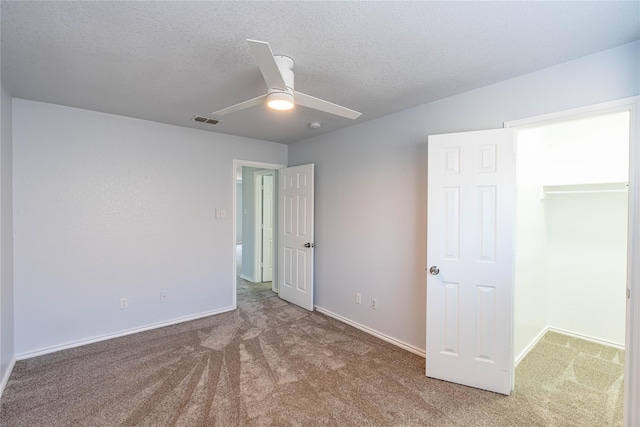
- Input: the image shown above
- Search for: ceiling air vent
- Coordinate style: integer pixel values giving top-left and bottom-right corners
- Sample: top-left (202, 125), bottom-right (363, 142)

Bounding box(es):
top-left (192, 116), bottom-right (220, 125)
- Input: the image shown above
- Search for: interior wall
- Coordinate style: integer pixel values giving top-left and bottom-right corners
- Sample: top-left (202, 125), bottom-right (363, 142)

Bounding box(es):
top-left (513, 135), bottom-right (549, 360)
top-left (287, 41), bottom-right (639, 352)
top-left (12, 99), bottom-right (287, 356)
top-left (236, 179), bottom-right (242, 244)
top-left (240, 167), bottom-right (263, 282)
top-left (539, 112), bottom-right (630, 185)
top-left (541, 112), bottom-right (629, 346)
top-left (545, 192), bottom-right (628, 345)
top-left (0, 86), bottom-right (15, 383)
top-left (514, 112), bottom-right (630, 360)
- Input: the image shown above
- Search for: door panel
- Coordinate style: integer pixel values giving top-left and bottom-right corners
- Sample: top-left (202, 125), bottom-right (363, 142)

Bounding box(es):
top-left (426, 129), bottom-right (515, 395)
top-left (278, 164), bottom-right (314, 311)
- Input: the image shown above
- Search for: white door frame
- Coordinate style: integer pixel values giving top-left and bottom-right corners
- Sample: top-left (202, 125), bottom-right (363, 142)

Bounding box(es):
top-left (232, 160), bottom-right (286, 309)
top-left (505, 96), bottom-right (640, 426)
top-left (253, 169), bottom-right (275, 285)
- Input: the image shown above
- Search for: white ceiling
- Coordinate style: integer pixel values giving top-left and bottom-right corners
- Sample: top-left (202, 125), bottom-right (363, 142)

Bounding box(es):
top-left (2, 1), bottom-right (638, 144)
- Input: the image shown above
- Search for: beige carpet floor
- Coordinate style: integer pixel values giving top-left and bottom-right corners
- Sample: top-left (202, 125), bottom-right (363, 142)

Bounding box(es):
top-left (1, 277), bottom-right (624, 426)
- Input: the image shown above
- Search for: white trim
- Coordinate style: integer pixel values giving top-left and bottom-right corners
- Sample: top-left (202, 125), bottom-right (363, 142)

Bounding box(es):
top-left (232, 160), bottom-right (286, 310)
top-left (0, 356), bottom-right (16, 397)
top-left (254, 171), bottom-right (263, 283)
top-left (239, 273), bottom-right (255, 282)
top-left (516, 326), bottom-right (626, 368)
top-left (505, 96), bottom-right (639, 427)
top-left (16, 306), bottom-right (234, 360)
top-left (514, 327), bottom-right (548, 367)
top-left (548, 327), bottom-right (625, 350)
top-left (504, 96), bottom-right (640, 129)
top-left (253, 170), bottom-right (275, 283)
top-left (314, 306), bottom-right (426, 358)
top-left (625, 96), bottom-right (640, 427)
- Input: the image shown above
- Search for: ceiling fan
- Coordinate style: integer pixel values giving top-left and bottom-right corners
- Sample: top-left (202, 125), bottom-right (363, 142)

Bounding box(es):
top-left (212, 39), bottom-right (362, 120)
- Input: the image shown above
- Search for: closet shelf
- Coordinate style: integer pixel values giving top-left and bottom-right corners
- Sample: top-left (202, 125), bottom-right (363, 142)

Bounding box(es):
top-left (542, 182), bottom-right (628, 198)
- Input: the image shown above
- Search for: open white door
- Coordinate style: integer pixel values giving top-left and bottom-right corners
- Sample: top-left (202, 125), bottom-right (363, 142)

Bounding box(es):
top-left (426, 129), bottom-right (515, 395)
top-left (278, 164), bottom-right (314, 311)
top-left (261, 174), bottom-right (274, 282)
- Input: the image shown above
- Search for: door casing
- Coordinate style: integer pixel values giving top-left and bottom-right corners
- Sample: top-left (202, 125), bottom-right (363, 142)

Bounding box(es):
top-left (505, 96), bottom-right (640, 426)
top-left (232, 160), bottom-right (285, 308)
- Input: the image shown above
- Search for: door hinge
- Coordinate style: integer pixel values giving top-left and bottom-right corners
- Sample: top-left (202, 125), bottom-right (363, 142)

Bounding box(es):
top-left (627, 288), bottom-right (631, 299)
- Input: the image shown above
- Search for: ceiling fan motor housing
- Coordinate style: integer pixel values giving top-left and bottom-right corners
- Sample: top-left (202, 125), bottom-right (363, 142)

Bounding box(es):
top-left (266, 55), bottom-right (295, 110)
top-left (271, 55), bottom-right (294, 95)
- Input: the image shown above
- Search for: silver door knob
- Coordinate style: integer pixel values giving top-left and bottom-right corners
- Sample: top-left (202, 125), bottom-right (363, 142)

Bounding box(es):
top-left (304, 243), bottom-right (315, 248)
top-left (429, 266), bottom-right (440, 275)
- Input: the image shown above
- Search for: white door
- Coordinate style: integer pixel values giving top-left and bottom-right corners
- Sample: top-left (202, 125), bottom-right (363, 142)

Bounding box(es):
top-left (426, 129), bottom-right (515, 395)
top-left (261, 174), bottom-right (274, 282)
top-left (278, 164), bottom-right (314, 311)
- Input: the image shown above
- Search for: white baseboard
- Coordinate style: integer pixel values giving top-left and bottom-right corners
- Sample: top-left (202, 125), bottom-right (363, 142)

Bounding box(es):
top-left (515, 327), bottom-right (548, 367)
top-left (314, 306), bottom-right (426, 358)
top-left (548, 326), bottom-right (625, 350)
top-left (16, 306), bottom-right (235, 360)
top-left (515, 326), bottom-right (625, 367)
top-left (240, 274), bottom-right (256, 283)
top-left (0, 355), bottom-right (16, 398)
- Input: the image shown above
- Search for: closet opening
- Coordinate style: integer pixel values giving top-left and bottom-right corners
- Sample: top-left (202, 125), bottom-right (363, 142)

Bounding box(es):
top-left (513, 110), bottom-right (630, 423)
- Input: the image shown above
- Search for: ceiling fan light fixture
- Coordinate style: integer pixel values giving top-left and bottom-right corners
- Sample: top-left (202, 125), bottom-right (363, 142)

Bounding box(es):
top-left (267, 91), bottom-right (294, 111)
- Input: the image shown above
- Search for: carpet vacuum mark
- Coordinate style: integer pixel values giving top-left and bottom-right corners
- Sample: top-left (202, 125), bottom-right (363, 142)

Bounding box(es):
top-left (0, 279), bottom-right (624, 426)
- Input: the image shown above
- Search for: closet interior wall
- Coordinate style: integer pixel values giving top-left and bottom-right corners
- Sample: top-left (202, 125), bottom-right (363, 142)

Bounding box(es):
top-left (514, 111), bottom-right (630, 362)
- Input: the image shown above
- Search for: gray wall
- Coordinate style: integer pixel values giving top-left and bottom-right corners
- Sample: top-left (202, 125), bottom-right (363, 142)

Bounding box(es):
top-left (0, 86), bottom-right (15, 385)
top-left (12, 100), bottom-right (287, 356)
top-left (4, 40), bottom-right (639, 366)
top-left (288, 41), bottom-right (640, 352)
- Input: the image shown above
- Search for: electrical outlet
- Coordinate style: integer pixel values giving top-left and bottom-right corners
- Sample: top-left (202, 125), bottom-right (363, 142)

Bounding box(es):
top-left (215, 208), bottom-right (227, 219)
top-left (371, 298), bottom-right (377, 310)
top-left (120, 297), bottom-right (128, 310)
top-left (356, 293), bottom-right (362, 304)
top-left (160, 291), bottom-right (168, 303)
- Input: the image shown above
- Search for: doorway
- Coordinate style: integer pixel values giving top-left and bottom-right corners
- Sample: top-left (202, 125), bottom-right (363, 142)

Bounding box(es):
top-left (512, 110), bottom-right (630, 423)
top-left (232, 160), bottom-right (317, 312)
top-left (514, 110), bottom-right (629, 358)
top-left (236, 167), bottom-right (275, 285)
top-left (425, 96), bottom-right (639, 424)
top-left (232, 160), bottom-right (285, 309)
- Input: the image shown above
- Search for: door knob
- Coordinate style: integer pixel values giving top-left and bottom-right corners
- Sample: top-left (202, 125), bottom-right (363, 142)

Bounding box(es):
top-left (304, 242), bottom-right (315, 248)
top-left (429, 266), bottom-right (440, 275)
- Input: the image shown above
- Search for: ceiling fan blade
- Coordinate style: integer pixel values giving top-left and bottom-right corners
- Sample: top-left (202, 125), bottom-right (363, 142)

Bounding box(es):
top-left (247, 39), bottom-right (287, 91)
top-left (212, 94), bottom-right (267, 116)
top-left (294, 92), bottom-right (362, 120)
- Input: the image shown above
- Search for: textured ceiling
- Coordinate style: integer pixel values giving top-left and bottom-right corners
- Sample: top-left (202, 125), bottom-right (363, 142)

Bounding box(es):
top-left (2, 1), bottom-right (639, 144)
